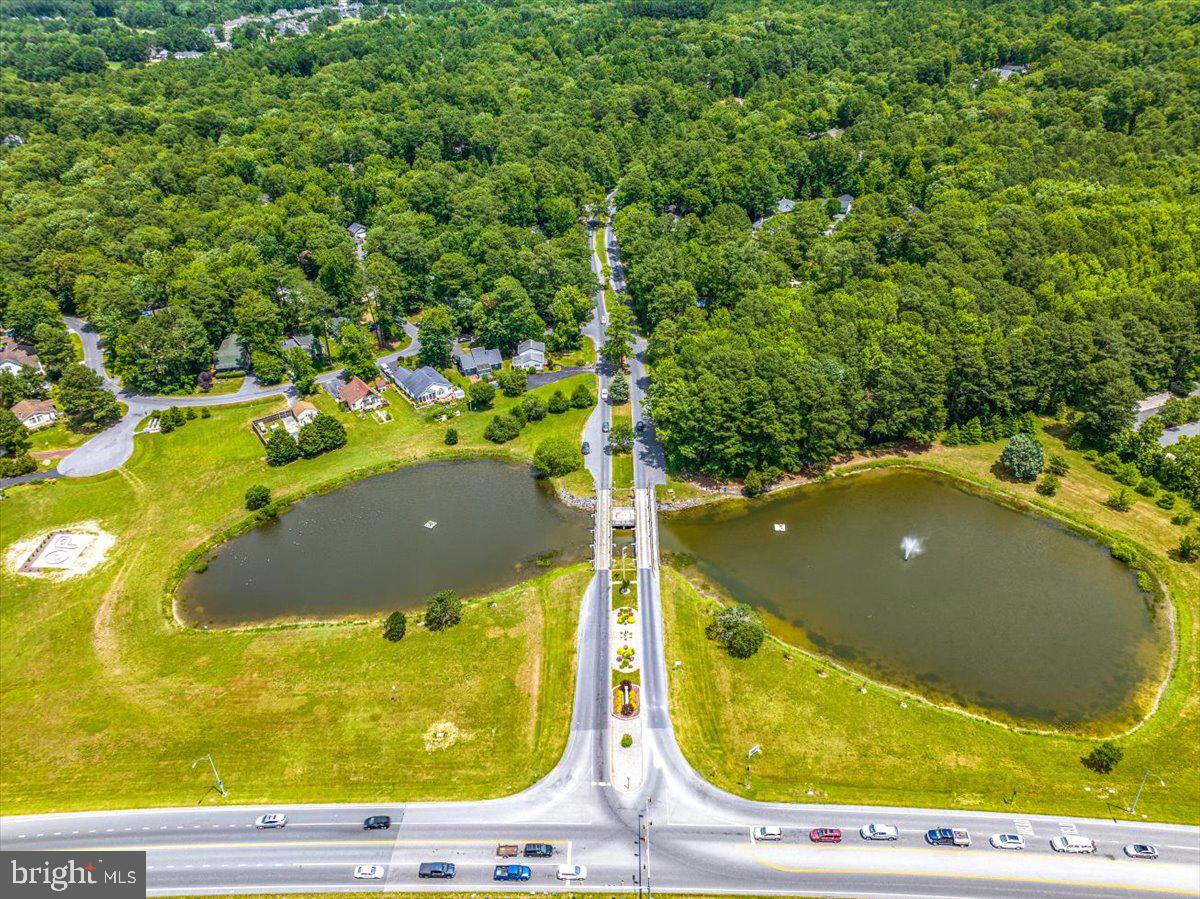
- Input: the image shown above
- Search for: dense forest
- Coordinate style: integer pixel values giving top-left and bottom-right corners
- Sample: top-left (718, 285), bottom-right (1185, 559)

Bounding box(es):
top-left (2, 0), bottom-right (1198, 495)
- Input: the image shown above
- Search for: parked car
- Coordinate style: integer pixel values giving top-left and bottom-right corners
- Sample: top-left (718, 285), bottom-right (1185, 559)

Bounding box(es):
top-left (363, 815), bottom-right (390, 830)
top-left (635, 420), bottom-right (646, 433)
top-left (353, 865), bottom-right (384, 879)
top-left (1051, 835), bottom-right (1096, 854)
top-left (582, 441), bottom-right (590, 455)
top-left (990, 834), bottom-right (1025, 850)
top-left (556, 865), bottom-right (588, 882)
top-left (496, 844), bottom-right (519, 858)
top-left (810, 828), bottom-right (842, 844)
top-left (254, 814), bottom-right (287, 829)
top-left (418, 862), bottom-right (456, 879)
top-left (601, 388), bottom-right (609, 400)
top-left (523, 843), bottom-right (554, 858)
top-left (860, 824), bottom-right (899, 841)
top-left (926, 828), bottom-right (971, 847)
top-left (1124, 844), bottom-right (1159, 859)
top-left (494, 864), bottom-right (532, 882)
top-left (752, 826), bottom-right (783, 842)
top-left (602, 420), bottom-right (611, 432)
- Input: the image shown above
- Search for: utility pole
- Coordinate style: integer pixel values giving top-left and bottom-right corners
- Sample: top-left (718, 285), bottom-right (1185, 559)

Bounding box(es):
top-left (637, 811), bottom-right (644, 899)
top-left (1129, 771), bottom-right (1164, 815)
top-left (192, 753), bottom-right (226, 797)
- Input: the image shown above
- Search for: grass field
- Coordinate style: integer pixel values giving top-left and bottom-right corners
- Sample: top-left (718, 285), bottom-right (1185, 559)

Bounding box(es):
top-left (663, 425), bottom-right (1200, 824)
top-left (612, 402), bottom-right (633, 489)
top-left (0, 374), bottom-right (596, 814)
top-left (27, 423), bottom-right (92, 454)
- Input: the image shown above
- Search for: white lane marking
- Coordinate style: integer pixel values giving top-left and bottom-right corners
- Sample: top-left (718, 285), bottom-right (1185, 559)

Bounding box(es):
top-left (1059, 822), bottom-right (1078, 835)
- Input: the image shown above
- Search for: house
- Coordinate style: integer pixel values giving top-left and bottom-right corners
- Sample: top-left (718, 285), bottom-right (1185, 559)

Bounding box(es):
top-left (513, 339), bottom-right (546, 372)
top-left (12, 399), bottom-right (58, 430)
top-left (0, 339), bottom-right (40, 376)
top-left (280, 333), bottom-right (317, 355)
top-left (292, 400), bottom-right (320, 425)
top-left (751, 198), bottom-right (796, 231)
top-left (453, 346), bottom-right (503, 376)
top-left (392, 366), bottom-right (456, 406)
top-left (250, 400), bottom-right (321, 444)
top-left (990, 63), bottom-right (1029, 81)
top-left (337, 375), bottom-right (385, 412)
top-left (323, 375), bottom-right (347, 401)
top-left (348, 223), bottom-right (367, 244)
top-left (214, 333), bottom-right (248, 373)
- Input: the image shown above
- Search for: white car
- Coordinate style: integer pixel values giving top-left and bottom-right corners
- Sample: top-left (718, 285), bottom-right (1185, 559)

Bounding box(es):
top-left (860, 823), bottom-right (899, 841)
top-left (254, 813), bottom-right (287, 829)
top-left (353, 865), bottom-right (384, 880)
top-left (752, 825), bottom-right (783, 842)
top-left (990, 833), bottom-right (1025, 850)
top-left (1124, 844), bottom-right (1159, 859)
top-left (556, 865), bottom-right (587, 882)
top-left (1050, 835), bottom-right (1096, 854)
top-left (601, 388), bottom-right (609, 400)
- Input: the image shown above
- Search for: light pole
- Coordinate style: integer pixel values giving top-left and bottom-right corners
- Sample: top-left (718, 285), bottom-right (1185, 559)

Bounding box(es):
top-left (192, 753), bottom-right (226, 797)
top-left (1129, 771), bottom-right (1164, 815)
top-left (620, 544), bottom-right (629, 587)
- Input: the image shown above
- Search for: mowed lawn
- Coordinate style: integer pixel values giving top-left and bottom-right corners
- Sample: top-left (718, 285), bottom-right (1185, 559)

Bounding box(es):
top-left (0, 375), bottom-right (595, 814)
top-left (663, 425), bottom-right (1200, 824)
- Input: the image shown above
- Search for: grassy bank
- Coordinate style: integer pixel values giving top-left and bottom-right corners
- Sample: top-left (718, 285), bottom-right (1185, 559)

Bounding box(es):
top-left (1, 376), bottom-right (595, 814)
top-left (663, 426), bottom-right (1200, 824)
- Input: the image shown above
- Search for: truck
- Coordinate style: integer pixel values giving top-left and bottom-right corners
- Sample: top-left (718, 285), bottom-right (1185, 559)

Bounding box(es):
top-left (493, 865), bottom-right (532, 882)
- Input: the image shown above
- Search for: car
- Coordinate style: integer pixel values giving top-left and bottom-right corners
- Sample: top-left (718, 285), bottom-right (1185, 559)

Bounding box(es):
top-left (860, 824), bottom-right (899, 841)
top-left (556, 865), bottom-right (588, 882)
top-left (602, 421), bottom-right (611, 432)
top-left (523, 843), bottom-right (554, 858)
top-left (582, 441), bottom-right (590, 455)
top-left (990, 834), bottom-right (1025, 850)
top-left (496, 844), bottom-right (520, 857)
top-left (363, 815), bottom-right (391, 830)
top-left (635, 420), bottom-right (646, 433)
top-left (254, 814), bottom-right (287, 829)
top-left (494, 864), bottom-right (532, 882)
top-left (926, 828), bottom-right (971, 847)
top-left (1050, 835), bottom-right (1096, 854)
top-left (752, 826), bottom-right (783, 842)
top-left (418, 862), bottom-right (456, 879)
top-left (601, 388), bottom-right (609, 400)
top-left (810, 828), bottom-right (842, 844)
top-left (353, 865), bottom-right (384, 880)
top-left (1124, 844), bottom-right (1159, 859)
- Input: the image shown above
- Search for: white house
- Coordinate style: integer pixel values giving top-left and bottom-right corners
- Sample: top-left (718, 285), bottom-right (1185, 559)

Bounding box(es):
top-left (0, 339), bottom-right (40, 376)
top-left (337, 375), bottom-right (385, 412)
top-left (392, 366), bottom-right (456, 406)
top-left (513, 339), bottom-right (546, 371)
top-left (13, 398), bottom-right (58, 430)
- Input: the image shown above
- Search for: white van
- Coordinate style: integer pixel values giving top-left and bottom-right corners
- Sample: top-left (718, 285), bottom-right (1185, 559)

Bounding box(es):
top-left (1050, 834), bottom-right (1096, 854)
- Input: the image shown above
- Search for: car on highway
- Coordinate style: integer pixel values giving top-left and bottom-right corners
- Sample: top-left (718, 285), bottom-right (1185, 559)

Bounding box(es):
top-left (363, 815), bottom-right (390, 830)
top-left (494, 864), bottom-right (532, 882)
top-left (353, 865), bottom-right (384, 879)
top-left (557, 865), bottom-right (588, 882)
top-left (926, 828), bottom-right (971, 847)
top-left (418, 862), bottom-right (456, 879)
top-left (990, 834), bottom-right (1025, 850)
top-left (752, 826), bottom-right (782, 841)
top-left (1050, 834), bottom-right (1096, 854)
top-left (810, 828), bottom-right (842, 844)
top-left (860, 823), bottom-right (899, 841)
top-left (1124, 844), bottom-right (1159, 859)
top-left (523, 843), bottom-right (554, 858)
top-left (582, 441), bottom-right (590, 455)
top-left (254, 814), bottom-right (287, 829)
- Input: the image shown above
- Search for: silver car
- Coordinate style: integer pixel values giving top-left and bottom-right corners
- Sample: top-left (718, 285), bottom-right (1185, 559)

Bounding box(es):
top-left (254, 813), bottom-right (287, 829)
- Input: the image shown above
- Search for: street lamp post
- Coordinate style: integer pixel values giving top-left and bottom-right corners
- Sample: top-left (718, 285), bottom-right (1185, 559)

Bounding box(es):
top-left (192, 753), bottom-right (226, 797)
top-left (1129, 771), bottom-right (1164, 816)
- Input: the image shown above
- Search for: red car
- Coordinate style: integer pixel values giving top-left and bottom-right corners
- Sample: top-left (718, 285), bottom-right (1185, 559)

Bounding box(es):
top-left (810, 828), bottom-right (842, 843)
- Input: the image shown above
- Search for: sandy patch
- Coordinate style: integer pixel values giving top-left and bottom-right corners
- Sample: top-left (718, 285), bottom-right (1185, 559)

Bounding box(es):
top-left (423, 721), bottom-right (468, 751)
top-left (7, 523), bottom-right (116, 580)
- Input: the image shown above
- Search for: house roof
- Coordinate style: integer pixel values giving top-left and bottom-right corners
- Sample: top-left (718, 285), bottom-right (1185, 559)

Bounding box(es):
top-left (0, 339), bottom-right (38, 368)
top-left (12, 398), bottom-right (56, 420)
top-left (456, 346), bottom-right (503, 370)
top-left (281, 333), bottom-right (315, 353)
top-left (339, 375), bottom-right (376, 406)
top-left (348, 223), bottom-right (367, 240)
top-left (395, 366), bottom-right (452, 399)
top-left (215, 333), bottom-right (246, 369)
top-left (516, 339), bottom-right (545, 354)
top-left (292, 400), bottom-right (318, 417)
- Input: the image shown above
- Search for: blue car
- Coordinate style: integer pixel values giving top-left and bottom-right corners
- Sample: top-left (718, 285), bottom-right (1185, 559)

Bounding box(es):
top-left (494, 864), bottom-right (532, 882)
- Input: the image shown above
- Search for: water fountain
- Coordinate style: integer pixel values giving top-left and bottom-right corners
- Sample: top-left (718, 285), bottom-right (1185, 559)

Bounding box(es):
top-left (901, 535), bottom-right (923, 561)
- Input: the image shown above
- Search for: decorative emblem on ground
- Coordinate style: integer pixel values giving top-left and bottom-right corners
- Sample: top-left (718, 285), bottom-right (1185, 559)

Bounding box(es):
top-left (8, 524), bottom-right (116, 580)
top-left (422, 721), bottom-right (464, 751)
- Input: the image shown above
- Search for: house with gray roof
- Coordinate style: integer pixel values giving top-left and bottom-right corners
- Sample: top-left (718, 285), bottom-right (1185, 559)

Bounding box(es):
top-left (454, 346), bottom-right (503, 377)
top-left (392, 366), bottom-right (456, 406)
top-left (513, 339), bottom-right (546, 372)
top-left (214, 334), bottom-right (248, 373)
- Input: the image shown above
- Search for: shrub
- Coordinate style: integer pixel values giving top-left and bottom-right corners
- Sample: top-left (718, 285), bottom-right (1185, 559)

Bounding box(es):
top-left (1178, 535), bottom-right (1200, 563)
top-left (1080, 741), bottom-right (1124, 775)
top-left (608, 372), bottom-right (630, 404)
top-left (941, 424), bottom-right (960, 446)
top-left (521, 395), bottom-right (547, 422)
top-left (265, 427), bottom-right (299, 465)
top-left (0, 453), bottom-right (37, 478)
top-left (533, 436), bottom-right (582, 477)
top-left (610, 419), bottom-right (634, 452)
top-left (620, 733), bottom-right (633, 749)
top-left (484, 414), bottom-right (521, 443)
top-left (1047, 454), bottom-right (1069, 476)
top-left (999, 432), bottom-right (1044, 481)
top-left (200, 407), bottom-right (211, 419)
top-left (244, 484), bottom-right (270, 511)
top-left (158, 406), bottom-right (186, 433)
top-left (706, 604), bottom-right (767, 659)
top-left (1109, 542), bottom-right (1138, 565)
top-left (548, 389), bottom-right (569, 414)
top-left (185, 407), bottom-right (197, 420)
top-left (424, 589), bottom-right (462, 631)
top-left (383, 610), bottom-right (407, 642)
top-left (1171, 511), bottom-right (1193, 526)
top-left (570, 382), bottom-right (594, 408)
top-left (496, 367), bottom-right (527, 397)
top-left (1135, 477), bottom-right (1159, 498)
top-left (444, 427), bottom-right (458, 445)
top-left (1106, 488), bottom-right (1134, 511)
top-left (469, 379), bottom-right (496, 410)
top-left (1035, 473), bottom-right (1059, 496)
top-left (744, 470), bottom-right (764, 497)
top-left (1155, 492), bottom-right (1176, 510)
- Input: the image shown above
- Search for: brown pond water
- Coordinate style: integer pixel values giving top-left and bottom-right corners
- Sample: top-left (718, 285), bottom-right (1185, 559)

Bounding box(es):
top-left (661, 468), bottom-right (1166, 728)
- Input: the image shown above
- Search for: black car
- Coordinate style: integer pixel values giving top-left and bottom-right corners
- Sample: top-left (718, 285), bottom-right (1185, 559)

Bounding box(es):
top-left (363, 815), bottom-right (391, 830)
top-left (582, 441), bottom-right (590, 455)
top-left (523, 843), bottom-right (554, 858)
top-left (418, 862), bottom-right (456, 879)
top-left (635, 420), bottom-right (646, 433)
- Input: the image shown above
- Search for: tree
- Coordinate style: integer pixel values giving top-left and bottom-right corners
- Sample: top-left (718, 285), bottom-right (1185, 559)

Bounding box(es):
top-left (1178, 534), bottom-right (1200, 563)
top-left (424, 589), bottom-right (462, 631)
top-left (546, 285), bottom-right (590, 352)
top-left (473, 277), bottom-right (545, 355)
top-left (497, 367), bottom-right (528, 397)
top-left (244, 485), bottom-right (270, 510)
top-left (5, 294), bottom-right (60, 341)
top-left (251, 349), bottom-right (286, 385)
top-left (1075, 360), bottom-right (1139, 444)
top-left (336, 323), bottom-right (377, 382)
top-left (999, 433), bottom-right (1044, 481)
top-left (608, 372), bottom-right (630, 404)
top-left (1107, 488), bottom-right (1134, 511)
top-left (0, 366), bottom-right (47, 408)
top-left (417, 306), bottom-right (456, 369)
top-left (33, 323), bottom-right (75, 381)
top-left (744, 470), bottom-right (764, 497)
top-left (1080, 742), bottom-right (1124, 775)
top-left (521, 395), bottom-right (547, 422)
top-left (469, 380), bottom-right (496, 410)
top-left (602, 304), bottom-right (634, 367)
top-left (610, 419), bottom-right (635, 452)
top-left (265, 428), bottom-right (299, 466)
top-left (1047, 454), bottom-right (1070, 476)
top-left (570, 383), bottom-right (595, 408)
top-left (285, 346), bottom-right (316, 395)
top-left (962, 417), bottom-right (983, 445)
top-left (311, 413), bottom-right (346, 451)
top-left (383, 610), bottom-right (407, 642)
top-left (114, 307), bottom-right (211, 394)
top-left (0, 407), bottom-right (31, 456)
top-left (484, 414), bottom-right (521, 443)
top-left (57, 364), bottom-right (121, 431)
top-left (297, 421), bottom-right (324, 458)
top-left (534, 436), bottom-right (582, 477)
top-left (548, 390), bottom-right (570, 414)
top-left (706, 604), bottom-right (766, 659)
top-left (444, 427), bottom-right (458, 445)
top-left (1036, 473), bottom-right (1059, 496)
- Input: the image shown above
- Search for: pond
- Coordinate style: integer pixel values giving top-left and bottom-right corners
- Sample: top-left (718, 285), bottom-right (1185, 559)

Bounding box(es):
top-left (179, 459), bottom-right (592, 626)
top-left (661, 468), bottom-right (1166, 728)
